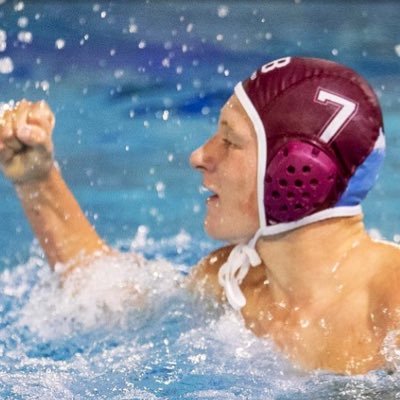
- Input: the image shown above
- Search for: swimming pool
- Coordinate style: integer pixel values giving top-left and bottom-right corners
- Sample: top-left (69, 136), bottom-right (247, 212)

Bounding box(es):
top-left (1, 1), bottom-right (400, 398)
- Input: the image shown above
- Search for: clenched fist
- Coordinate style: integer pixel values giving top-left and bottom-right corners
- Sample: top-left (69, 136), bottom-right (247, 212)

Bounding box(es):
top-left (0, 99), bottom-right (55, 184)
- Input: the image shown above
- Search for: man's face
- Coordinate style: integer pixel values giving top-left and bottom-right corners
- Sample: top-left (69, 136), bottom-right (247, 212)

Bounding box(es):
top-left (190, 94), bottom-right (259, 243)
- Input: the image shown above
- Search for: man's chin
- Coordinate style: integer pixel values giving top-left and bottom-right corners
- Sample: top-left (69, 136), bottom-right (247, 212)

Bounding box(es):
top-left (204, 223), bottom-right (253, 244)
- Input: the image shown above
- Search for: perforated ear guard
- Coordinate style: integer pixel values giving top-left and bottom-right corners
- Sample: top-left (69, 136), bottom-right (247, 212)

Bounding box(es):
top-left (264, 139), bottom-right (343, 223)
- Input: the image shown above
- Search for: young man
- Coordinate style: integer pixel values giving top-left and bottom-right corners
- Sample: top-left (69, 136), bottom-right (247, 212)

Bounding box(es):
top-left (1, 57), bottom-right (399, 375)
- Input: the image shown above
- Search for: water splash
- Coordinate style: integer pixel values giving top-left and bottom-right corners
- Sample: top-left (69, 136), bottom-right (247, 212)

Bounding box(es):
top-left (1, 240), bottom-right (400, 398)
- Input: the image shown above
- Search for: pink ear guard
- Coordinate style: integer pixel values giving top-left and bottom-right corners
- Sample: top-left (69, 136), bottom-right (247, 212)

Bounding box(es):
top-left (265, 139), bottom-right (343, 223)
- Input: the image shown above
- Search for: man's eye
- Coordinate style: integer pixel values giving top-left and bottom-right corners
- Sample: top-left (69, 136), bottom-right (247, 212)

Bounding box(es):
top-left (223, 138), bottom-right (234, 147)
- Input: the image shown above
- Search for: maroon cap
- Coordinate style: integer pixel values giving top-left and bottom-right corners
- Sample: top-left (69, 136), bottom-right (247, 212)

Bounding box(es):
top-left (234, 57), bottom-right (384, 231)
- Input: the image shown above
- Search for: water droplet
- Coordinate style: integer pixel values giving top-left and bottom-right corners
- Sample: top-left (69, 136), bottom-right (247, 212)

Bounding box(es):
top-left (17, 31), bottom-right (32, 44)
top-left (40, 80), bottom-right (49, 91)
top-left (129, 23), bottom-right (138, 33)
top-left (162, 58), bottom-right (170, 68)
top-left (14, 1), bottom-right (24, 12)
top-left (55, 38), bottom-right (65, 50)
top-left (217, 5), bottom-right (229, 18)
top-left (0, 57), bottom-right (14, 74)
top-left (162, 110), bottom-right (169, 121)
top-left (0, 30), bottom-right (6, 52)
top-left (201, 107), bottom-right (210, 116)
top-left (300, 319), bottom-right (309, 328)
top-left (17, 16), bottom-right (29, 28)
top-left (155, 181), bottom-right (166, 198)
top-left (114, 69), bottom-right (124, 79)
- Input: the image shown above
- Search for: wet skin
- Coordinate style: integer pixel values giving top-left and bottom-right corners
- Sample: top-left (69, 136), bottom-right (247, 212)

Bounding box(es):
top-left (2, 99), bottom-right (400, 374)
top-left (190, 95), bottom-right (400, 374)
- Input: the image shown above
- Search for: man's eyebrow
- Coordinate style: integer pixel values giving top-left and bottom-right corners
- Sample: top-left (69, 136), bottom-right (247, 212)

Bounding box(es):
top-left (220, 120), bottom-right (240, 137)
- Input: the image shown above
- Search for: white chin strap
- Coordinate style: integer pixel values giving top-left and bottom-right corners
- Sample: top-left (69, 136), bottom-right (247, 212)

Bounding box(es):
top-left (218, 233), bottom-right (262, 310)
top-left (217, 206), bottom-right (363, 310)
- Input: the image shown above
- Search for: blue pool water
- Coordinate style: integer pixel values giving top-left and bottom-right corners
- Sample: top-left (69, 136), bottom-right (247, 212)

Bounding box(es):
top-left (0, 1), bottom-right (400, 398)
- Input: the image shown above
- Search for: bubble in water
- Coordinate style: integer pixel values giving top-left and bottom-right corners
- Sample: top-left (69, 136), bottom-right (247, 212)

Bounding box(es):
top-left (0, 57), bottom-right (13, 74)
top-left (395, 44), bottom-right (400, 57)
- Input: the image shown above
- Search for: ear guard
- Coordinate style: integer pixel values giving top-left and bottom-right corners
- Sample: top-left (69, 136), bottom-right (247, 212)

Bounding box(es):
top-left (264, 139), bottom-right (343, 224)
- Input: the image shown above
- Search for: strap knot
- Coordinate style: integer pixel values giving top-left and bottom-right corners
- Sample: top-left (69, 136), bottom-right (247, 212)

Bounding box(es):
top-left (218, 244), bottom-right (261, 310)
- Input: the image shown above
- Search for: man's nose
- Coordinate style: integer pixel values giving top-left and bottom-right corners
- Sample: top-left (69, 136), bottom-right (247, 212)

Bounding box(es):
top-left (190, 137), bottom-right (216, 171)
top-left (189, 145), bottom-right (203, 170)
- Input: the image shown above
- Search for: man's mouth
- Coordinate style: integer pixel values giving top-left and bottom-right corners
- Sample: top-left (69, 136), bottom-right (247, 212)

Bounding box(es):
top-left (200, 185), bottom-right (219, 202)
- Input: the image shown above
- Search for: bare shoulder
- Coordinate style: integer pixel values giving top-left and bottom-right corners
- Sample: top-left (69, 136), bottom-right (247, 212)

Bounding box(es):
top-left (187, 245), bottom-right (234, 299)
top-left (369, 239), bottom-right (400, 276)
top-left (367, 239), bottom-right (400, 320)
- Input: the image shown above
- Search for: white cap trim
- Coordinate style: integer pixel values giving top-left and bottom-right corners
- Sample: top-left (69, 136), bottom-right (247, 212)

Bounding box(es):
top-left (234, 82), bottom-right (267, 228)
top-left (256, 205), bottom-right (362, 236)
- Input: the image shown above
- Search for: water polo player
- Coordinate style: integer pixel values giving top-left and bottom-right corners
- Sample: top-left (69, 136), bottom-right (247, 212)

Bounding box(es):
top-left (1, 56), bottom-right (400, 375)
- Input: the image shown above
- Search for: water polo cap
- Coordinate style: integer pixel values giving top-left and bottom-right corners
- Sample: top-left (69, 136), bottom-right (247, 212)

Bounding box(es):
top-left (218, 56), bottom-right (385, 310)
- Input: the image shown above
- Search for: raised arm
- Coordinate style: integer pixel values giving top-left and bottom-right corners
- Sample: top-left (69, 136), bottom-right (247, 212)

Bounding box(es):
top-left (0, 100), bottom-right (110, 268)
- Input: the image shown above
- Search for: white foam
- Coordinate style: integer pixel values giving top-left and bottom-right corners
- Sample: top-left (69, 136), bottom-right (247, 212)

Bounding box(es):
top-left (18, 252), bottom-right (183, 339)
